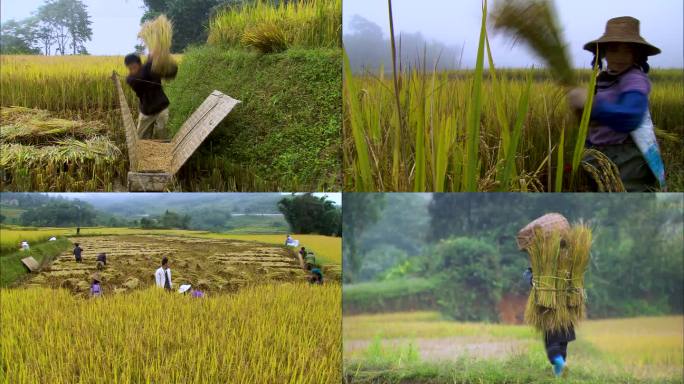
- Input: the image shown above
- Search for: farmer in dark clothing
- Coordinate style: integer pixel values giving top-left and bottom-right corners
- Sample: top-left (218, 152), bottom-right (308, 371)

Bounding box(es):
top-left (73, 243), bottom-right (83, 263)
top-left (96, 252), bottom-right (107, 270)
top-left (124, 53), bottom-right (176, 139)
top-left (523, 267), bottom-right (574, 376)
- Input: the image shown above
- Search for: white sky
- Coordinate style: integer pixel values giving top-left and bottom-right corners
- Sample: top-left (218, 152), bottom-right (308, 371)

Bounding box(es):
top-left (343, 0), bottom-right (684, 68)
top-left (1, 0), bottom-right (145, 55)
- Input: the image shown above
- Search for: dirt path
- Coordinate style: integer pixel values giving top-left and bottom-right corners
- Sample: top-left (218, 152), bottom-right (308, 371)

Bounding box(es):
top-left (345, 336), bottom-right (529, 361)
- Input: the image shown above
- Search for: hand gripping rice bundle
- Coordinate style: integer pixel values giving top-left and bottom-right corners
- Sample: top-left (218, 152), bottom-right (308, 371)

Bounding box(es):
top-left (138, 15), bottom-right (178, 78)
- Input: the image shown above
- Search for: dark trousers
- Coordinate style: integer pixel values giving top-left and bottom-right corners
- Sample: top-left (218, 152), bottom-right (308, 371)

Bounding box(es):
top-left (545, 340), bottom-right (568, 364)
top-left (544, 327), bottom-right (575, 364)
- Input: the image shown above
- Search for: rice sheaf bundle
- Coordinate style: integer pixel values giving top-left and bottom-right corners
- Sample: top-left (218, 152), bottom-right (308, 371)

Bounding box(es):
top-left (491, 0), bottom-right (577, 87)
top-left (524, 223), bottom-right (592, 333)
top-left (138, 15), bottom-right (178, 78)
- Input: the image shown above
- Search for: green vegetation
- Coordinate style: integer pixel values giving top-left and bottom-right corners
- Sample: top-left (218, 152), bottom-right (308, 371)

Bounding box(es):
top-left (343, 278), bottom-right (437, 314)
top-left (343, 194), bottom-right (684, 320)
top-left (344, 312), bottom-right (683, 384)
top-left (0, 238), bottom-right (70, 286)
top-left (166, 46), bottom-right (341, 190)
top-left (278, 193), bottom-right (341, 236)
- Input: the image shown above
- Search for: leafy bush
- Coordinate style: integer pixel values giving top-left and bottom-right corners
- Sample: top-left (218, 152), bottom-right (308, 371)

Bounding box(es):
top-left (428, 237), bottom-right (502, 322)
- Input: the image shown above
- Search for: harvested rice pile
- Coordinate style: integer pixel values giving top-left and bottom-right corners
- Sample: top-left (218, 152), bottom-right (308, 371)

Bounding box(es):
top-left (136, 140), bottom-right (172, 172)
top-left (518, 213), bottom-right (592, 333)
top-left (1, 106), bottom-right (104, 144)
top-left (0, 106), bottom-right (124, 191)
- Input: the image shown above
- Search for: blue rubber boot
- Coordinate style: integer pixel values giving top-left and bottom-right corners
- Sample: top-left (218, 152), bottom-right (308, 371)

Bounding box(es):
top-left (552, 355), bottom-right (565, 377)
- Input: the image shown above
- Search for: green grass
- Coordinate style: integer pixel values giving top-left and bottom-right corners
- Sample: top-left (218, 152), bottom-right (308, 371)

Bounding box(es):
top-left (344, 312), bottom-right (684, 383)
top-left (165, 46), bottom-right (341, 191)
top-left (344, 279), bottom-right (438, 314)
top-left (0, 238), bottom-right (70, 286)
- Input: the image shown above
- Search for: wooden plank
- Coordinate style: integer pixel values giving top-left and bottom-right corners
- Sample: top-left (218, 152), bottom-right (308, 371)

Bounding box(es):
top-left (169, 91), bottom-right (240, 175)
top-left (127, 172), bottom-right (173, 192)
top-left (111, 72), bottom-right (139, 170)
top-left (21, 257), bottom-right (40, 272)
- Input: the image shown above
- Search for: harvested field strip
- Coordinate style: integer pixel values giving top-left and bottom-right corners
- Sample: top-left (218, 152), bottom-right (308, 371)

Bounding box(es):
top-left (25, 235), bottom-right (310, 295)
top-left (1, 284), bottom-right (341, 383)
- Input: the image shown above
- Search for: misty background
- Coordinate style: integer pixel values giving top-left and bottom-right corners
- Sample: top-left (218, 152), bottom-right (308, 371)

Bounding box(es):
top-left (1, 193), bottom-right (341, 234)
top-left (343, 0), bottom-right (684, 72)
top-left (342, 193), bottom-right (683, 322)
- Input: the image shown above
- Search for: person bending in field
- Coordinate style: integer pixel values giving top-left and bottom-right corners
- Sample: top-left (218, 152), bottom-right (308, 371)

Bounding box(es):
top-left (73, 243), bottom-right (83, 263)
top-left (523, 267), bottom-right (574, 377)
top-left (567, 17), bottom-right (665, 191)
top-left (155, 256), bottom-right (172, 291)
top-left (96, 252), bottom-right (107, 270)
top-left (124, 53), bottom-right (177, 140)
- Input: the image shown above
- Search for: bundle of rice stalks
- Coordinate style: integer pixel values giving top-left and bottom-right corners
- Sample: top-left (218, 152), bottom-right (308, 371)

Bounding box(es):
top-left (138, 15), bottom-right (177, 78)
top-left (522, 219), bottom-right (592, 333)
top-left (580, 148), bottom-right (626, 192)
top-left (491, 0), bottom-right (576, 87)
top-left (0, 106), bottom-right (104, 145)
top-left (241, 22), bottom-right (288, 53)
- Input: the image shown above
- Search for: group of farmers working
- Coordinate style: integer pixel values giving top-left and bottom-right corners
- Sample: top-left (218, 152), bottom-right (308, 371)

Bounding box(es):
top-left (286, 234), bottom-right (325, 284)
top-left (72, 243), bottom-right (204, 298)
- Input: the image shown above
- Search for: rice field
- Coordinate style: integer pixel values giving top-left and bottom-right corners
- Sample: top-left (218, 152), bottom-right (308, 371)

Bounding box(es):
top-left (1, 284), bottom-right (341, 383)
top-left (344, 311), bottom-right (684, 383)
top-left (208, 0), bottom-right (341, 51)
top-left (0, 226), bottom-right (73, 254)
top-left (343, 3), bottom-right (683, 192)
top-left (22, 234), bottom-right (319, 294)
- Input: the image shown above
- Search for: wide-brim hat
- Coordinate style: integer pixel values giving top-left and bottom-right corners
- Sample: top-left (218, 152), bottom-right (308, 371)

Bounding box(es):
top-left (178, 284), bottom-right (192, 294)
top-left (91, 272), bottom-right (101, 282)
top-left (584, 16), bottom-right (660, 56)
top-left (516, 213), bottom-right (570, 250)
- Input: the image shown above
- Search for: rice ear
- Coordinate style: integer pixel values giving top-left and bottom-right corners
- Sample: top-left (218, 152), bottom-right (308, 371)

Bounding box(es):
top-left (491, 0), bottom-right (577, 87)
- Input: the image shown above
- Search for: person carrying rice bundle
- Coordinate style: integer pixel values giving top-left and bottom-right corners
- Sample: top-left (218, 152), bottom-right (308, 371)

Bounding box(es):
top-left (517, 213), bottom-right (592, 377)
top-left (567, 16), bottom-right (666, 191)
top-left (125, 15), bottom-right (178, 140)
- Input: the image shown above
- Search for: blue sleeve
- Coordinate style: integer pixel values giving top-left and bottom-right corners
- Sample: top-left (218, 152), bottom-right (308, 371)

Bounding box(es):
top-left (523, 268), bottom-right (533, 286)
top-left (591, 91), bottom-right (648, 133)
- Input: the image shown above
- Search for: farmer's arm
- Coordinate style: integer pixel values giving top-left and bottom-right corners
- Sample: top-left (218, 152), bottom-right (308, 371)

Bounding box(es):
top-left (591, 91), bottom-right (648, 133)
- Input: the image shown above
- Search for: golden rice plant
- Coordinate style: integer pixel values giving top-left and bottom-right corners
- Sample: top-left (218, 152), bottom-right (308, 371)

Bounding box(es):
top-left (0, 55), bottom-right (138, 114)
top-left (208, 0), bottom-right (341, 50)
top-left (138, 15), bottom-right (178, 77)
top-left (1, 284), bottom-right (341, 383)
top-left (0, 227), bottom-right (72, 255)
top-left (241, 22), bottom-right (289, 53)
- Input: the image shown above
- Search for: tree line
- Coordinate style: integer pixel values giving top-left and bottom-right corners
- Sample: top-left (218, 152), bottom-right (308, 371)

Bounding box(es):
top-left (1, 0), bottom-right (93, 55)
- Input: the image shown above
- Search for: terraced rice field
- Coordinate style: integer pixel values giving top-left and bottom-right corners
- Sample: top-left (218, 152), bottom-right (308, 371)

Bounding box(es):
top-left (24, 235), bottom-right (310, 295)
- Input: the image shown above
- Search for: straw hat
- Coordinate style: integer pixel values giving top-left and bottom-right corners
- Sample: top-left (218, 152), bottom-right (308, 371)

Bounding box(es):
top-left (517, 213), bottom-right (570, 250)
top-left (583, 16), bottom-right (660, 56)
top-left (91, 272), bottom-right (101, 282)
top-left (178, 284), bottom-right (192, 294)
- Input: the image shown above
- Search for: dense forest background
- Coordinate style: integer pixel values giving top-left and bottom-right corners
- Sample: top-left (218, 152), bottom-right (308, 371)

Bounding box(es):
top-left (343, 193), bottom-right (684, 321)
